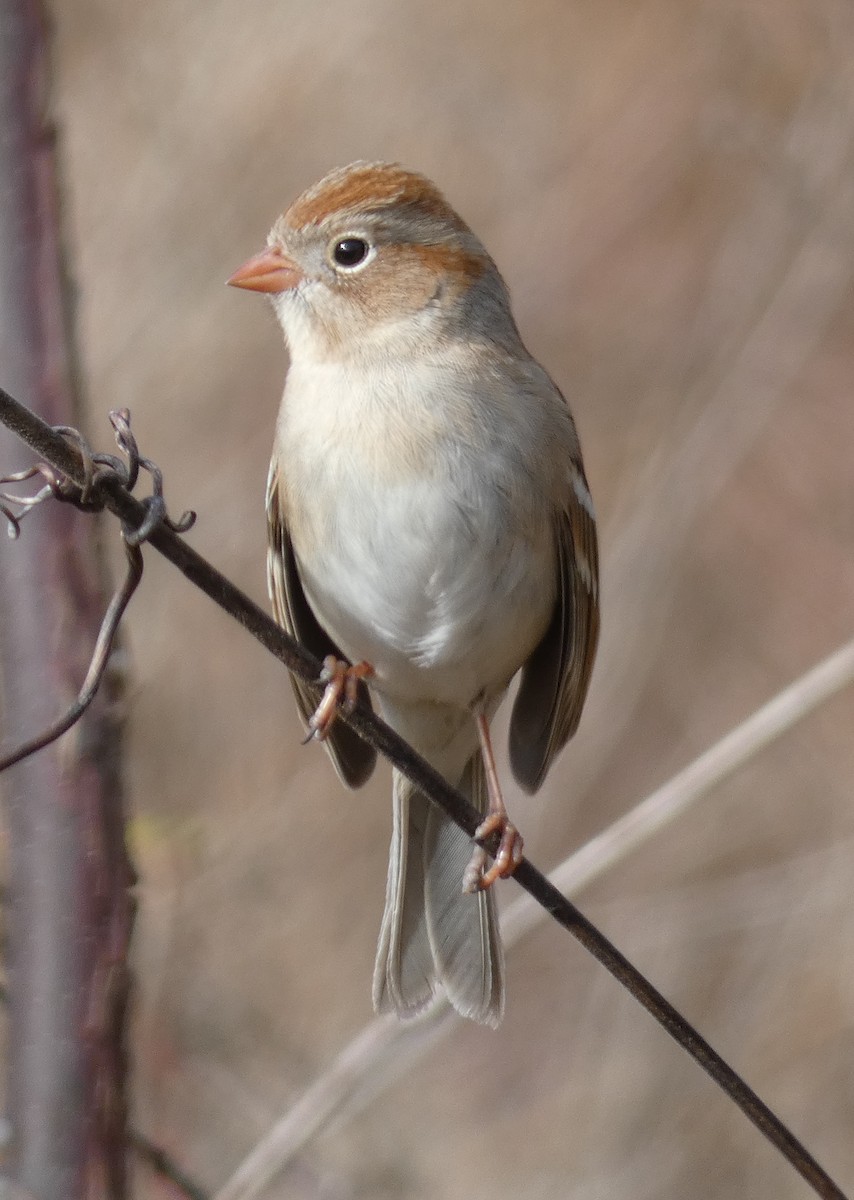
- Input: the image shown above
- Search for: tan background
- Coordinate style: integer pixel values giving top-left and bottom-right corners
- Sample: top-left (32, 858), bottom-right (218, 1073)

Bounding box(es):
top-left (47, 0), bottom-right (854, 1195)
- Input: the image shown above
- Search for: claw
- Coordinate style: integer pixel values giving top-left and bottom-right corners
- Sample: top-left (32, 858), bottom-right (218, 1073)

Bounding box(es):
top-left (463, 813), bottom-right (524, 893)
top-left (304, 656), bottom-right (374, 743)
top-left (474, 813), bottom-right (524, 890)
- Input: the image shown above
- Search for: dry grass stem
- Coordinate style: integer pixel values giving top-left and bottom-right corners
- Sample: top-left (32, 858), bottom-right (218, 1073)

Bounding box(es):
top-left (214, 635), bottom-right (854, 1200)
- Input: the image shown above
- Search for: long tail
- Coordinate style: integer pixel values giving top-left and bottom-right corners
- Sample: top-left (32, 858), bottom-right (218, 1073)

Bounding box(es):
top-left (372, 754), bottom-right (504, 1026)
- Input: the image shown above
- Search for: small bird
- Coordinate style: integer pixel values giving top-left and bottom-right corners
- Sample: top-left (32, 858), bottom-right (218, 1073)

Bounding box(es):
top-left (228, 162), bottom-right (599, 1026)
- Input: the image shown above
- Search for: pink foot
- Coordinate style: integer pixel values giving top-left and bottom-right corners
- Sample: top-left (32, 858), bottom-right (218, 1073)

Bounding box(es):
top-left (304, 656), bottom-right (374, 742)
top-left (462, 813), bottom-right (524, 893)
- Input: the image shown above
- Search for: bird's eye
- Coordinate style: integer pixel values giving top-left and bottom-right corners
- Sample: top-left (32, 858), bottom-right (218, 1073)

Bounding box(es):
top-left (331, 237), bottom-right (370, 269)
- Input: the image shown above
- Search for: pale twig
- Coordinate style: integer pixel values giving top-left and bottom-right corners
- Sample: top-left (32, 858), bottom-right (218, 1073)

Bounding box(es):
top-left (213, 636), bottom-right (854, 1200)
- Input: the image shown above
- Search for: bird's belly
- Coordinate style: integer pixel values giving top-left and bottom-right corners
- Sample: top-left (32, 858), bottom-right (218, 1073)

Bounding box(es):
top-left (294, 479), bottom-right (555, 708)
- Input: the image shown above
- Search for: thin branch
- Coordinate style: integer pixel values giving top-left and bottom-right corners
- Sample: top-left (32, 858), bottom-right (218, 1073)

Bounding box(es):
top-left (0, 389), bottom-right (848, 1200)
top-left (213, 636), bottom-right (854, 1200)
top-left (0, 407), bottom-right (192, 773)
top-left (0, 540), bottom-right (142, 772)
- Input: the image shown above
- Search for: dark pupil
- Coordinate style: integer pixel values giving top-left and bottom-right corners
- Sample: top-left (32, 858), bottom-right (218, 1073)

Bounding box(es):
top-left (334, 238), bottom-right (368, 267)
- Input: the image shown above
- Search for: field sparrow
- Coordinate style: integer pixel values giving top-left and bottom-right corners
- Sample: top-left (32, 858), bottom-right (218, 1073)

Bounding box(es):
top-left (228, 162), bottom-right (599, 1026)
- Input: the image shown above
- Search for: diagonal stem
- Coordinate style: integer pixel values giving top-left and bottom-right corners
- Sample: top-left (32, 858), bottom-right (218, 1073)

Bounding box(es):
top-left (0, 387), bottom-right (848, 1200)
top-left (214, 637), bottom-right (854, 1200)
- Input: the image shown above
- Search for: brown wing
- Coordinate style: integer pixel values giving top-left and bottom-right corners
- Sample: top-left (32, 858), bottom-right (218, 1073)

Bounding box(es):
top-left (508, 456), bottom-right (600, 794)
top-left (267, 464), bottom-right (377, 789)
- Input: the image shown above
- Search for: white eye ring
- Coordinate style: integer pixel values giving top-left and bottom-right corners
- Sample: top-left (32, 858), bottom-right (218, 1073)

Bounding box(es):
top-left (329, 236), bottom-right (373, 271)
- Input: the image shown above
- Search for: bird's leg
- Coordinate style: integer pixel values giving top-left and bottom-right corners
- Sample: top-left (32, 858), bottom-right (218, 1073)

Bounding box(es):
top-left (304, 656), bottom-right (374, 742)
top-left (462, 711), bottom-right (524, 893)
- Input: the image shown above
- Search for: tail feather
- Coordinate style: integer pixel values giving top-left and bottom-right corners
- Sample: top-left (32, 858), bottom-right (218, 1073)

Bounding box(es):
top-left (372, 773), bottom-right (434, 1016)
top-left (373, 756), bottom-right (504, 1026)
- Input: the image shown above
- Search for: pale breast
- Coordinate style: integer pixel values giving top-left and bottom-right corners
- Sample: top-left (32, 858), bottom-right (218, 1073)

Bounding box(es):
top-left (277, 353), bottom-right (561, 707)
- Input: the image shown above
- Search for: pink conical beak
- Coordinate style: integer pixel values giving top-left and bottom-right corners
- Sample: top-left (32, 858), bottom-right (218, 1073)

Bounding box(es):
top-left (227, 246), bottom-right (303, 293)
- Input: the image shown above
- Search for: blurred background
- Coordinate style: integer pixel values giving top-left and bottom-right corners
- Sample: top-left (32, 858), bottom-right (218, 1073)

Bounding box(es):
top-left (45, 0), bottom-right (854, 1195)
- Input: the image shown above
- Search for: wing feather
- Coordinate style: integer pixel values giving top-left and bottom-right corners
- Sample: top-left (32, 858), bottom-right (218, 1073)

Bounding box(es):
top-left (509, 455), bottom-right (599, 793)
top-left (266, 462), bottom-right (377, 789)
